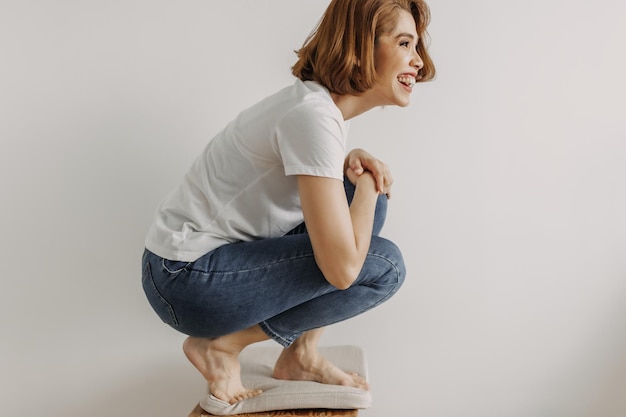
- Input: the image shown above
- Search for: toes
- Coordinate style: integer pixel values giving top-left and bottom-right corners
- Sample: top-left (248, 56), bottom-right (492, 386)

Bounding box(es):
top-left (229, 388), bottom-right (263, 404)
top-left (346, 371), bottom-right (369, 390)
top-left (244, 388), bottom-right (263, 399)
top-left (211, 390), bottom-right (231, 404)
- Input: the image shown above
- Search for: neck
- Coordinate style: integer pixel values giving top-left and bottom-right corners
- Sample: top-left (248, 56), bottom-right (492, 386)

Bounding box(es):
top-left (331, 92), bottom-right (379, 120)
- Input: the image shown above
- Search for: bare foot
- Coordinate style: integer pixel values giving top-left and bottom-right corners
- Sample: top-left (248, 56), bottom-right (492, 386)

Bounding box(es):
top-left (272, 345), bottom-right (370, 390)
top-left (183, 336), bottom-right (262, 404)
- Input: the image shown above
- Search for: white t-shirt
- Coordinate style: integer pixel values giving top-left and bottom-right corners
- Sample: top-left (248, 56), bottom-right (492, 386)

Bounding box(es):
top-left (145, 79), bottom-right (349, 261)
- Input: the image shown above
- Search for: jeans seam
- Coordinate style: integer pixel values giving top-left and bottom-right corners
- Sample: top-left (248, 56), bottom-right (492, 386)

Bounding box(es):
top-left (188, 253), bottom-right (316, 275)
top-left (363, 252), bottom-right (403, 306)
top-left (144, 263), bottom-right (179, 326)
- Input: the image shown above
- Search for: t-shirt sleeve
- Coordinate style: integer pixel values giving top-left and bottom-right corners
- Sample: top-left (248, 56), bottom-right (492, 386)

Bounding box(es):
top-left (275, 102), bottom-right (346, 180)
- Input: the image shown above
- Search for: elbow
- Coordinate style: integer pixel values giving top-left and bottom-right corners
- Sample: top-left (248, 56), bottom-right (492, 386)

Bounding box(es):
top-left (314, 251), bottom-right (364, 290)
top-left (333, 280), bottom-right (354, 290)
top-left (323, 264), bottom-right (361, 290)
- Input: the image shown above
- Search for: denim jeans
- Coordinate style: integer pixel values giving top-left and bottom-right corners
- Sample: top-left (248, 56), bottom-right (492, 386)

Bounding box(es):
top-left (141, 180), bottom-right (406, 347)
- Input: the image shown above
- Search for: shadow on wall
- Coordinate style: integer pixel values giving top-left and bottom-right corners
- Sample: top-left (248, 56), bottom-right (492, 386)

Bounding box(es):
top-left (584, 350), bottom-right (626, 417)
top-left (50, 360), bottom-right (205, 417)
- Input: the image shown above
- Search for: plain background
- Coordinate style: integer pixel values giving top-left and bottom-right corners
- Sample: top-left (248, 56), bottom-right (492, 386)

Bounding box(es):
top-left (1, 1), bottom-right (625, 416)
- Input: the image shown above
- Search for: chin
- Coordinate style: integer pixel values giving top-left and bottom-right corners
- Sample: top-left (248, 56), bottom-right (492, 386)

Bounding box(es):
top-left (395, 98), bottom-right (410, 107)
top-left (392, 93), bottom-right (411, 107)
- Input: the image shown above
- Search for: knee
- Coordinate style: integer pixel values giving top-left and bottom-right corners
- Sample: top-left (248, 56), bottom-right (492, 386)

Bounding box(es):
top-left (368, 237), bottom-right (406, 288)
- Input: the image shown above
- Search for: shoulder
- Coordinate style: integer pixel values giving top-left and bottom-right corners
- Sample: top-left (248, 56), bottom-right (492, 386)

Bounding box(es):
top-left (278, 80), bottom-right (345, 132)
top-left (293, 80), bottom-right (340, 114)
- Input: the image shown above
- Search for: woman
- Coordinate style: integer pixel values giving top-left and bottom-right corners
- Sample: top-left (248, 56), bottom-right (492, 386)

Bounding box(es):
top-left (142, 0), bottom-right (435, 405)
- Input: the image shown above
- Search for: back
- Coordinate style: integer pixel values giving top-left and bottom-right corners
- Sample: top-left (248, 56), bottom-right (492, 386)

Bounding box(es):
top-left (145, 79), bottom-right (349, 261)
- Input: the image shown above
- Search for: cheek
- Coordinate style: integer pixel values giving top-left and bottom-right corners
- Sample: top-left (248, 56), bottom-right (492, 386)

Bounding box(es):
top-left (373, 47), bottom-right (392, 71)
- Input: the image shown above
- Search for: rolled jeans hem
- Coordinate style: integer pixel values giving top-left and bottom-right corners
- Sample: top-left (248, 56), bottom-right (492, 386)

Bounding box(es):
top-left (259, 321), bottom-right (294, 347)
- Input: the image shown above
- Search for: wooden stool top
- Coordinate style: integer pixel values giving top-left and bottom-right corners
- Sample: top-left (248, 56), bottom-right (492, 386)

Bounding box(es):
top-left (189, 403), bottom-right (358, 417)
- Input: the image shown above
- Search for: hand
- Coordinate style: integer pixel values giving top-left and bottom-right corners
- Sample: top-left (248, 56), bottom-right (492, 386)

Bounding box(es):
top-left (344, 148), bottom-right (393, 198)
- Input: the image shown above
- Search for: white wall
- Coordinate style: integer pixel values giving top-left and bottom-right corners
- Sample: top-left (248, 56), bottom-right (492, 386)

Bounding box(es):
top-left (2, 1), bottom-right (625, 416)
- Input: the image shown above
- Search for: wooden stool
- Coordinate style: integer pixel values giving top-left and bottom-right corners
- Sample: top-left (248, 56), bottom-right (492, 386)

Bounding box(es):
top-left (188, 403), bottom-right (358, 416)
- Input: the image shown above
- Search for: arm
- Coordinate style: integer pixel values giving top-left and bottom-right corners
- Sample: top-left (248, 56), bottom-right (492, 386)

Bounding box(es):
top-left (297, 171), bottom-right (379, 290)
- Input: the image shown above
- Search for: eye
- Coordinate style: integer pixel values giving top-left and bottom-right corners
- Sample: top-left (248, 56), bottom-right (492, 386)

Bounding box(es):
top-left (399, 41), bottom-right (410, 48)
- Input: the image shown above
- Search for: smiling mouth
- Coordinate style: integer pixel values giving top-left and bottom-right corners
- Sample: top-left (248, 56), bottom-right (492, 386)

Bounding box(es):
top-left (397, 75), bottom-right (416, 88)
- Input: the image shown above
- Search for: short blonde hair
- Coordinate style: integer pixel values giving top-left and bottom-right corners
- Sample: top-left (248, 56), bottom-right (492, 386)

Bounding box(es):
top-left (292, 0), bottom-right (436, 95)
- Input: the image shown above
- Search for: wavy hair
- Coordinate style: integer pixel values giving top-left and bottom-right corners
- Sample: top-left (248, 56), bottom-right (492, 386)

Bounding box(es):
top-left (292, 0), bottom-right (436, 95)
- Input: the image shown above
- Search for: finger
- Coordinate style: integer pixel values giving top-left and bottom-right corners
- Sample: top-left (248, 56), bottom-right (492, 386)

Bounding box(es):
top-left (385, 167), bottom-right (393, 192)
top-left (376, 170), bottom-right (385, 194)
top-left (376, 162), bottom-right (391, 194)
top-left (359, 157), bottom-right (377, 175)
top-left (345, 166), bottom-right (360, 185)
top-left (350, 158), bottom-right (364, 175)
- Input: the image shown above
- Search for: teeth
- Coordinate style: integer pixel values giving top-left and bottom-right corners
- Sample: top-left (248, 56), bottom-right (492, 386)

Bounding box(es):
top-left (398, 75), bottom-right (416, 87)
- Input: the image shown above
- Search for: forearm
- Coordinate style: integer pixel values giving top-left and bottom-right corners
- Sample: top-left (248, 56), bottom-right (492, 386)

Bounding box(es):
top-left (349, 173), bottom-right (379, 260)
top-left (296, 174), bottom-right (381, 289)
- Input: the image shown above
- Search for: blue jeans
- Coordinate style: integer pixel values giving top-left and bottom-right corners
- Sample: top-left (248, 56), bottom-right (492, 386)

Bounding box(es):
top-left (141, 180), bottom-right (405, 347)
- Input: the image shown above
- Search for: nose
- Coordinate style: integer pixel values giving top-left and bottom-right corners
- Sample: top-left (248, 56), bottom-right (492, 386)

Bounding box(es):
top-left (411, 48), bottom-right (424, 70)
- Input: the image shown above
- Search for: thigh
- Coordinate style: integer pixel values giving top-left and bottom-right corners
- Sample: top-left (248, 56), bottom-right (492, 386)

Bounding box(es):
top-left (152, 234), bottom-right (337, 338)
